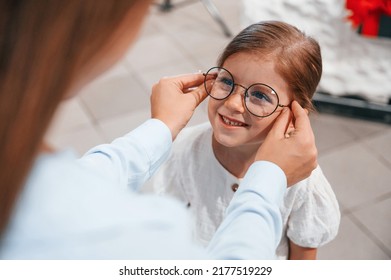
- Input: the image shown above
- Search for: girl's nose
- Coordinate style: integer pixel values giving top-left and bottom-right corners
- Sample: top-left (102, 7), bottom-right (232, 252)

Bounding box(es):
top-left (223, 85), bottom-right (246, 114)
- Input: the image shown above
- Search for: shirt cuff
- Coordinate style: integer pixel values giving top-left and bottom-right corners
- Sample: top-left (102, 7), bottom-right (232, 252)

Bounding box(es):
top-left (128, 118), bottom-right (173, 175)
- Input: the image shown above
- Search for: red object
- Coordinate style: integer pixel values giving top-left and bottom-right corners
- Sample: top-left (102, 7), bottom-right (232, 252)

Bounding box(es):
top-left (346, 0), bottom-right (391, 36)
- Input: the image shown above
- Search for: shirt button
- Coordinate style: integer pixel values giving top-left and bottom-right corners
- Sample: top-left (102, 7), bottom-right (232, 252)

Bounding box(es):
top-left (231, 183), bottom-right (239, 192)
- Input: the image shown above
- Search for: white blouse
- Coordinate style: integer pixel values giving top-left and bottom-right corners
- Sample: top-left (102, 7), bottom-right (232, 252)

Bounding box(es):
top-left (147, 122), bottom-right (341, 259)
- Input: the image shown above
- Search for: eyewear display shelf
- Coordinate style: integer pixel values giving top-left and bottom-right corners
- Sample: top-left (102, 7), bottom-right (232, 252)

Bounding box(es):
top-left (313, 92), bottom-right (391, 125)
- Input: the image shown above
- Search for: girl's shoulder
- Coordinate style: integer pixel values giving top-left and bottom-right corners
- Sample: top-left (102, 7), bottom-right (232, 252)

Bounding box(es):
top-left (175, 122), bottom-right (212, 141)
top-left (285, 165), bottom-right (338, 208)
top-left (289, 165), bottom-right (331, 191)
top-left (171, 122), bottom-right (213, 156)
top-left (284, 165), bottom-right (341, 247)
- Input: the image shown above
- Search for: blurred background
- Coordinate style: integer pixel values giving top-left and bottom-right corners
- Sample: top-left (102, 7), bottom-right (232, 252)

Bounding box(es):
top-left (46, 0), bottom-right (391, 259)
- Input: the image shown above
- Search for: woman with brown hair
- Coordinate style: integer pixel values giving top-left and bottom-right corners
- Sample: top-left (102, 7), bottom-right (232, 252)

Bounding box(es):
top-left (0, 1), bottom-right (317, 259)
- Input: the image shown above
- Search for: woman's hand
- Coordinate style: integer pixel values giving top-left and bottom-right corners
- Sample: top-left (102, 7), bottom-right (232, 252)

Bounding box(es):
top-left (255, 101), bottom-right (318, 186)
top-left (150, 73), bottom-right (208, 140)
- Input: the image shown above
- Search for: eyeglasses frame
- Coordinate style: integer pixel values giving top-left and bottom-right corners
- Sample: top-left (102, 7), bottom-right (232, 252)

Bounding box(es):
top-left (203, 66), bottom-right (290, 118)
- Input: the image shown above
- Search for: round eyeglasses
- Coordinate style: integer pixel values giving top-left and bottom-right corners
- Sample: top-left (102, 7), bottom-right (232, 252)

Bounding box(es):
top-left (203, 67), bottom-right (289, 118)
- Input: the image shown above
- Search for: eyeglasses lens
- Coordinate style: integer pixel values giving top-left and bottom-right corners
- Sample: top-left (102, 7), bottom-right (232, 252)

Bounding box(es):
top-left (245, 84), bottom-right (278, 117)
top-left (205, 67), bottom-right (233, 99)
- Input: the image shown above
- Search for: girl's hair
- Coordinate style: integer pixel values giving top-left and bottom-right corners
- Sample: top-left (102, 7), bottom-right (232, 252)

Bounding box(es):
top-left (0, 0), bottom-right (148, 235)
top-left (217, 21), bottom-right (322, 111)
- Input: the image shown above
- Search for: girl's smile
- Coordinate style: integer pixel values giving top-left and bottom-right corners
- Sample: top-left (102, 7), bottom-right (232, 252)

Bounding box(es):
top-left (219, 114), bottom-right (249, 128)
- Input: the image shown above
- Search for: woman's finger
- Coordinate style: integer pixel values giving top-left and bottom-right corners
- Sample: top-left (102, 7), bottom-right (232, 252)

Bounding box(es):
top-left (267, 107), bottom-right (292, 139)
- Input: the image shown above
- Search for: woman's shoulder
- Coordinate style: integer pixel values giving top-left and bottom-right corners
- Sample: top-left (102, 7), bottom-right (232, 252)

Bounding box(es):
top-left (3, 151), bottom-right (200, 259)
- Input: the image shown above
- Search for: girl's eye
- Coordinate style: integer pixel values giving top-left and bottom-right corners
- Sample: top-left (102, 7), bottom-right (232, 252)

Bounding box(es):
top-left (251, 91), bottom-right (272, 103)
top-left (218, 77), bottom-right (234, 87)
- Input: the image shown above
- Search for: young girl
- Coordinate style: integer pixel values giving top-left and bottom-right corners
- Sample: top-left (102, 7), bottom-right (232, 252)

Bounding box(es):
top-left (148, 21), bottom-right (340, 260)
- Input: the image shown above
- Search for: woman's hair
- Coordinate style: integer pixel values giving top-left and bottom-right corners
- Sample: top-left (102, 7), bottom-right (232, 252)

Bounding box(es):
top-left (217, 20), bottom-right (322, 111)
top-left (0, 0), bottom-right (148, 235)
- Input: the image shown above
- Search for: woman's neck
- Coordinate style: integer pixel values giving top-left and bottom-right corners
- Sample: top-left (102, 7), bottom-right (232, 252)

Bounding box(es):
top-left (39, 141), bottom-right (55, 154)
top-left (212, 136), bottom-right (260, 178)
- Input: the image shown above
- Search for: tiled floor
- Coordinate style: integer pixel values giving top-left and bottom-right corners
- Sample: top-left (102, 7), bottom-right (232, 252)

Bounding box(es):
top-left (46, 1), bottom-right (391, 259)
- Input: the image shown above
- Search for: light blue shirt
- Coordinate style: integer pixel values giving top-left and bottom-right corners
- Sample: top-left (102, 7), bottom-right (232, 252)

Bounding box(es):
top-left (0, 119), bottom-right (285, 259)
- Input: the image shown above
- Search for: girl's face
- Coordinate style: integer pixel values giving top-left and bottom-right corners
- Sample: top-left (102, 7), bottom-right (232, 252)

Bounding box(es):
top-left (208, 52), bottom-right (293, 149)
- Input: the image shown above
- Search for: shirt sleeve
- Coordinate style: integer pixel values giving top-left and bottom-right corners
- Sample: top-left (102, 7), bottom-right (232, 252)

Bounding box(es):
top-left (207, 161), bottom-right (286, 259)
top-left (77, 119), bottom-right (172, 192)
top-left (286, 166), bottom-right (341, 248)
top-left (74, 121), bottom-right (286, 260)
top-left (144, 156), bottom-right (189, 204)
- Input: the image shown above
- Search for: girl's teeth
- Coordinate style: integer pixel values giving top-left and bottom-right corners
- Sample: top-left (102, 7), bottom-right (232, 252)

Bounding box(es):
top-left (222, 116), bottom-right (245, 127)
